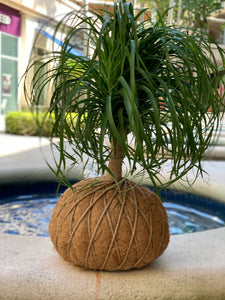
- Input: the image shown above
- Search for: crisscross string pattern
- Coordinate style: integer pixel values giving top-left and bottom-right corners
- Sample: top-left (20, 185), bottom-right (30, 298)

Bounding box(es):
top-left (49, 178), bottom-right (169, 271)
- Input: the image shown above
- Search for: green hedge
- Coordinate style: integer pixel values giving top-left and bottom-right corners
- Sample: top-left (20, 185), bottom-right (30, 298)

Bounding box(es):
top-left (5, 111), bottom-right (55, 136)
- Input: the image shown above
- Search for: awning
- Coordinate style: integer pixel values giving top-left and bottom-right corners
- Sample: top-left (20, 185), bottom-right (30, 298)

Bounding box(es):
top-left (39, 30), bottom-right (83, 56)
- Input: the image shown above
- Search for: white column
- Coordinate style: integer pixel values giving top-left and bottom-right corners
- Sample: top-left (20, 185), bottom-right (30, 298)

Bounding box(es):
top-left (167, 0), bottom-right (175, 25)
top-left (177, 0), bottom-right (182, 26)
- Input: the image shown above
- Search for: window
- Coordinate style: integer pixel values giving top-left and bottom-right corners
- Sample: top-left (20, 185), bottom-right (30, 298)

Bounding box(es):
top-left (1, 34), bottom-right (18, 57)
top-left (0, 32), bottom-right (19, 114)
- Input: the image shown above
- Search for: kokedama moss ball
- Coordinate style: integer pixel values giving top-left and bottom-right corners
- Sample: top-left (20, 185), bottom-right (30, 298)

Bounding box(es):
top-left (49, 178), bottom-right (169, 271)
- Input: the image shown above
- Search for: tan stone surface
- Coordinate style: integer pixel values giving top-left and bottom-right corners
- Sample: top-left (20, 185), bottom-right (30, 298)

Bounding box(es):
top-left (0, 228), bottom-right (225, 300)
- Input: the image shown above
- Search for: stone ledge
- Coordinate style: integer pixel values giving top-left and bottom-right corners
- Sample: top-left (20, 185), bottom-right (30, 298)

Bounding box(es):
top-left (1, 228), bottom-right (225, 300)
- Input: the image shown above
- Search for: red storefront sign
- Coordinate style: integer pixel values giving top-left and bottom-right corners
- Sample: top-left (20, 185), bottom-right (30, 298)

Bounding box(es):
top-left (0, 3), bottom-right (21, 37)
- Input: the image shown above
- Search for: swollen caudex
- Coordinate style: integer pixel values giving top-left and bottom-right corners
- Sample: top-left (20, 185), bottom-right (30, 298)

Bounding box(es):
top-left (49, 178), bottom-right (169, 271)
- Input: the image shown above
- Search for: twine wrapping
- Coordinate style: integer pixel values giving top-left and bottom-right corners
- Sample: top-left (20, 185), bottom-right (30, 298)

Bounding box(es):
top-left (49, 178), bottom-right (169, 271)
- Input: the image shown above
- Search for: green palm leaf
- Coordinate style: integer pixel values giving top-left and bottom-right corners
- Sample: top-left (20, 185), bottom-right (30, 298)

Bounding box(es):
top-left (24, 0), bottom-right (225, 192)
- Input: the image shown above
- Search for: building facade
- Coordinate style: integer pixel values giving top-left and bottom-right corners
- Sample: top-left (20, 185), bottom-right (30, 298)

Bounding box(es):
top-left (0, 3), bottom-right (21, 116)
top-left (0, 0), bottom-right (84, 131)
top-left (0, 0), bottom-right (147, 122)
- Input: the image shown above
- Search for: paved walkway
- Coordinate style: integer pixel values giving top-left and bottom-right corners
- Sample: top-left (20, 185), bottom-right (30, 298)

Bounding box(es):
top-left (0, 133), bottom-right (225, 185)
top-left (0, 133), bottom-right (84, 184)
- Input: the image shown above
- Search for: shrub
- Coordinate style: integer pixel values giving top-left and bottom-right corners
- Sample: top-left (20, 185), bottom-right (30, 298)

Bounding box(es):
top-left (5, 111), bottom-right (55, 136)
top-left (5, 111), bottom-right (79, 137)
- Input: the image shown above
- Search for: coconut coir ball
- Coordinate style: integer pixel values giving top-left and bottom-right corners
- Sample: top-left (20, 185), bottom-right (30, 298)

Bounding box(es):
top-left (49, 178), bottom-right (169, 271)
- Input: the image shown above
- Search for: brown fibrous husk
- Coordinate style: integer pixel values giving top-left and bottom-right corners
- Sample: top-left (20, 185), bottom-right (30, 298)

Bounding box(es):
top-left (49, 177), bottom-right (170, 271)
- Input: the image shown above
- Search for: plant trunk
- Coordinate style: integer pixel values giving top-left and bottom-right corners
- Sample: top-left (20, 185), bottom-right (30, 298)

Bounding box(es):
top-left (105, 140), bottom-right (123, 181)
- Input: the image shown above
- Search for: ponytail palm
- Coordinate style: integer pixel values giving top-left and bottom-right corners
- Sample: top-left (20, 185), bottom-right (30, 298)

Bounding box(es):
top-left (24, 1), bottom-right (225, 271)
top-left (25, 1), bottom-right (225, 190)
